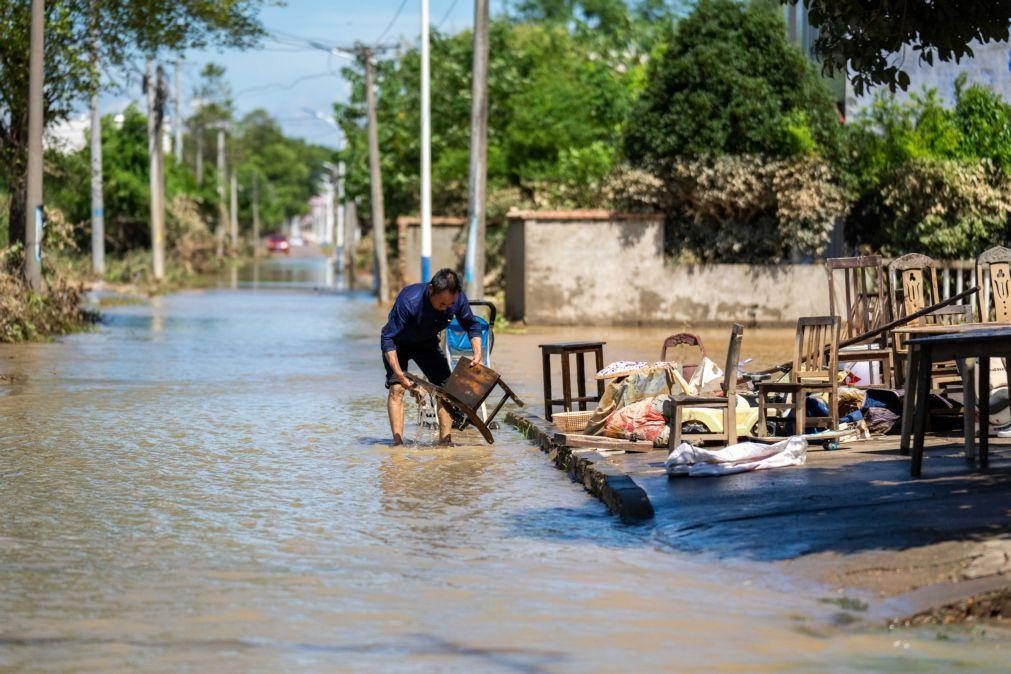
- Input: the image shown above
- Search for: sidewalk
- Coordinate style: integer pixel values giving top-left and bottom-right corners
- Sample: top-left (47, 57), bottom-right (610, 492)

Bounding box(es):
top-left (494, 328), bottom-right (1011, 625)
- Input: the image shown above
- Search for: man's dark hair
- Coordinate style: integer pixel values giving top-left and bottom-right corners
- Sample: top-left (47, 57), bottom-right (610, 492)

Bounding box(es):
top-left (429, 268), bottom-right (461, 294)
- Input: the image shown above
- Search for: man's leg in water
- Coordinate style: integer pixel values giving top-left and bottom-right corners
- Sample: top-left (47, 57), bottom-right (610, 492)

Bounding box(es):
top-left (436, 401), bottom-right (452, 444)
top-left (388, 384), bottom-right (406, 445)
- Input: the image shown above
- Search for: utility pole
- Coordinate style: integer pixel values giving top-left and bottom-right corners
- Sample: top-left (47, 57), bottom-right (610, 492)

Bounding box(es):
top-left (323, 177), bottom-right (335, 246)
top-left (346, 198), bottom-right (358, 290)
top-left (215, 126), bottom-right (227, 258)
top-left (465, 0), bottom-right (490, 298)
top-left (336, 160), bottom-right (346, 274)
top-left (174, 61), bottom-right (183, 163)
top-left (88, 0), bottom-right (105, 276)
top-left (195, 124), bottom-right (203, 183)
top-left (251, 173), bottom-right (261, 256)
top-left (23, 0), bottom-right (44, 291)
top-left (420, 0), bottom-right (432, 283)
top-left (229, 171), bottom-right (239, 251)
top-left (362, 47), bottom-right (390, 303)
top-left (146, 59), bottom-right (166, 281)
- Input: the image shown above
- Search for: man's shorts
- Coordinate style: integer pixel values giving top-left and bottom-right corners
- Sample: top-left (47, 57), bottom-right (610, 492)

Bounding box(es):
top-left (382, 340), bottom-right (451, 389)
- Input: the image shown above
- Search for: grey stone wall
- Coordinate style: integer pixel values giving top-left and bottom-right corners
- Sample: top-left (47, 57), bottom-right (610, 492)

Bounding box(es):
top-left (505, 211), bottom-right (830, 326)
top-left (397, 216), bottom-right (466, 284)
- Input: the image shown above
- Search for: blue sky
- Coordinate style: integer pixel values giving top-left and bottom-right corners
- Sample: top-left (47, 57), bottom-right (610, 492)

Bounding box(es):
top-left (96, 0), bottom-right (506, 149)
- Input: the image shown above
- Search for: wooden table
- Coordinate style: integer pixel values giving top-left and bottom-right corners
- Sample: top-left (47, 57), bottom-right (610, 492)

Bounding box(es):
top-left (901, 327), bottom-right (1011, 476)
top-left (539, 341), bottom-right (605, 421)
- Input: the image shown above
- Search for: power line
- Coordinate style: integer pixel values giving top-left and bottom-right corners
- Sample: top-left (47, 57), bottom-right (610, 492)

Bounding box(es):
top-left (373, 0), bottom-right (410, 46)
top-left (437, 0), bottom-right (462, 29)
top-left (234, 71), bottom-right (336, 98)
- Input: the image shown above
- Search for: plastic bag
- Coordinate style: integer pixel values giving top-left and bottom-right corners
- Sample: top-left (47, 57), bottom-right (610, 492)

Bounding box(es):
top-left (665, 436), bottom-right (808, 477)
top-left (688, 357), bottom-right (724, 395)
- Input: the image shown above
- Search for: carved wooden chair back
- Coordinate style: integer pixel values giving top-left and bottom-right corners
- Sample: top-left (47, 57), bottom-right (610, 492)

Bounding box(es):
top-left (889, 253), bottom-right (940, 321)
top-left (660, 332), bottom-right (706, 379)
top-left (976, 246), bottom-right (1011, 323)
top-left (889, 253), bottom-right (940, 353)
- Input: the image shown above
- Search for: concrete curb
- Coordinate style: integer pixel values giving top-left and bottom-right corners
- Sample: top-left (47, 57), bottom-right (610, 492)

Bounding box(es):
top-left (506, 412), bottom-right (654, 522)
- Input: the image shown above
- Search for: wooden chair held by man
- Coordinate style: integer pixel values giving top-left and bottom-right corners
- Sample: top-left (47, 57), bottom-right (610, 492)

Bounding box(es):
top-left (757, 316), bottom-right (841, 438)
top-left (826, 256), bottom-right (894, 388)
top-left (664, 324), bottom-right (743, 449)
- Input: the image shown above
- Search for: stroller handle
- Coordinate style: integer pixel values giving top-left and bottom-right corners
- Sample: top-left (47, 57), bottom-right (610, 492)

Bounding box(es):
top-left (468, 300), bottom-right (497, 325)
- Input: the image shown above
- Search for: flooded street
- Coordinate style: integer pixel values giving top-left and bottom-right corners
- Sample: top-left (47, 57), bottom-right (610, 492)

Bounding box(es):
top-left (1, 256), bottom-right (1007, 672)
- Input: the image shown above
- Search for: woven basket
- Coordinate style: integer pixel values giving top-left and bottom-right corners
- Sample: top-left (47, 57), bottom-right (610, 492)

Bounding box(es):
top-left (553, 410), bottom-right (595, 433)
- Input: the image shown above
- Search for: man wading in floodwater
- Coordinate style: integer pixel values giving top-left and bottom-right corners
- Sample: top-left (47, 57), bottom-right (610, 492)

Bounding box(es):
top-left (381, 268), bottom-right (483, 445)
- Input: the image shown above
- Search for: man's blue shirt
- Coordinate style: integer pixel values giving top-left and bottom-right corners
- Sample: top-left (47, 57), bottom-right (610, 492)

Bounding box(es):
top-left (380, 283), bottom-right (482, 352)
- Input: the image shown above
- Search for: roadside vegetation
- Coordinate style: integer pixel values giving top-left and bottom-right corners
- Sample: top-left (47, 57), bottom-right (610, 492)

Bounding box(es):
top-left (338, 0), bottom-right (1011, 266)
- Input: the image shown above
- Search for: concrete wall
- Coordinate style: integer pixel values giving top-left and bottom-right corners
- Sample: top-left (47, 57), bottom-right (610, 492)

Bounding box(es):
top-left (397, 216), bottom-right (466, 284)
top-left (505, 211), bottom-right (830, 326)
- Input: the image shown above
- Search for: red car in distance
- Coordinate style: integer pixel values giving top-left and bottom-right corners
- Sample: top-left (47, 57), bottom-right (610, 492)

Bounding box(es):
top-left (265, 233), bottom-right (290, 254)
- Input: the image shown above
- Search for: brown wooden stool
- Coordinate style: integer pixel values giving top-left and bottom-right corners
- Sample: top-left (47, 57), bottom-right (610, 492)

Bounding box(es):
top-left (539, 341), bottom-right (606, 421)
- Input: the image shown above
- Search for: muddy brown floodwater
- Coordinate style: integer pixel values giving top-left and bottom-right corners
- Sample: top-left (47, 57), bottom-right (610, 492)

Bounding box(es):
top-left (1, 257), bottom-right (1007, 672)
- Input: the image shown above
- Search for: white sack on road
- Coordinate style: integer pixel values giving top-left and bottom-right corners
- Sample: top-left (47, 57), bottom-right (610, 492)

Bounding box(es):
top-left (665, 436), bottom-right (808, 477)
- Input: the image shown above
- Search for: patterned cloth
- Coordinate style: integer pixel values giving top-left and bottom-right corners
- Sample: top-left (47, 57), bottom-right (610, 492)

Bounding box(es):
top-left (595, 360), bottom-right (669, 379)
top-left (601, 395), bottom-right (670, 442)
top-left (584, 363), bottom-right (685, 436)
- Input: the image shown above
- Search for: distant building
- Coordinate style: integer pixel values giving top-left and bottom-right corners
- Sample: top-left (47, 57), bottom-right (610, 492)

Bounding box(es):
top-left (45, 115), bottom-right (89, 153)
top-left (44, 107), bottom-right (176, 154)
top-left (785, 3), bottom-right (1011, 120)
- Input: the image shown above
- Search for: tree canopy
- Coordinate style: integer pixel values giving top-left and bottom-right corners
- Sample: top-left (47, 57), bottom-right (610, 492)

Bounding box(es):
top-left (334, 16), bottom-right (642, 224)
top-left (0, 0), bottom-right (269, 245)
top-left (790, 0), bottom-right (1011, 95)
top-left (624, 0), bottom-right (841, 167)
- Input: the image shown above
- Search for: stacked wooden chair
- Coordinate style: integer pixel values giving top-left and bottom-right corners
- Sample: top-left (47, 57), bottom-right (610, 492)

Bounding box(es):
top-left (826, 256), bottom-right (894, 388)
top-left (888, 253), bottom-right (941, 387)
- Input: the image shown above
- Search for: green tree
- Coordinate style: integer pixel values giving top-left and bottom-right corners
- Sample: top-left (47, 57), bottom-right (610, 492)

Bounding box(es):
top-left (46, 103), bottom-right (336, 252)
top-left (232, 108), bottom-right (337, 234)
top-left (47, 105), bottom-right (208, 252)
top-left (624, 0), bottom-right (841, 167)
top-left (843, 81), bottom-right (1011, 256)
top-left (0, 0), bottom-right (268, 250)
top-left (335, 17), bottom-right (639, 235)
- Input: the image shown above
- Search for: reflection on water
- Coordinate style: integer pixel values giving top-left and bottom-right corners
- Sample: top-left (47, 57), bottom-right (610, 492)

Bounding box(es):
top-left (225, 254), bottom-right (345, 291)
top-left (1, 259), bottom-right (1008, 672)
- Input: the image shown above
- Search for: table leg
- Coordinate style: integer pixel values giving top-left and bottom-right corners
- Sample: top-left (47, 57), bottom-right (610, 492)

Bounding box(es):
top-left (542, 351), bottom-right (553, 421)
top-left (576, 351), bottom-right (587, 411)
top-left (561, 353), bottom-right (572, 413)
top-left (911, 347), bottom-right (932, 477)
top-left (594, 347), bottom-right (605, 400)
top-left (962, 357), bottom-right (976, 465)
top-left (979, 356), bottom-right (990, 468)
top-left (900, 345), bottom-right (920, 455)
